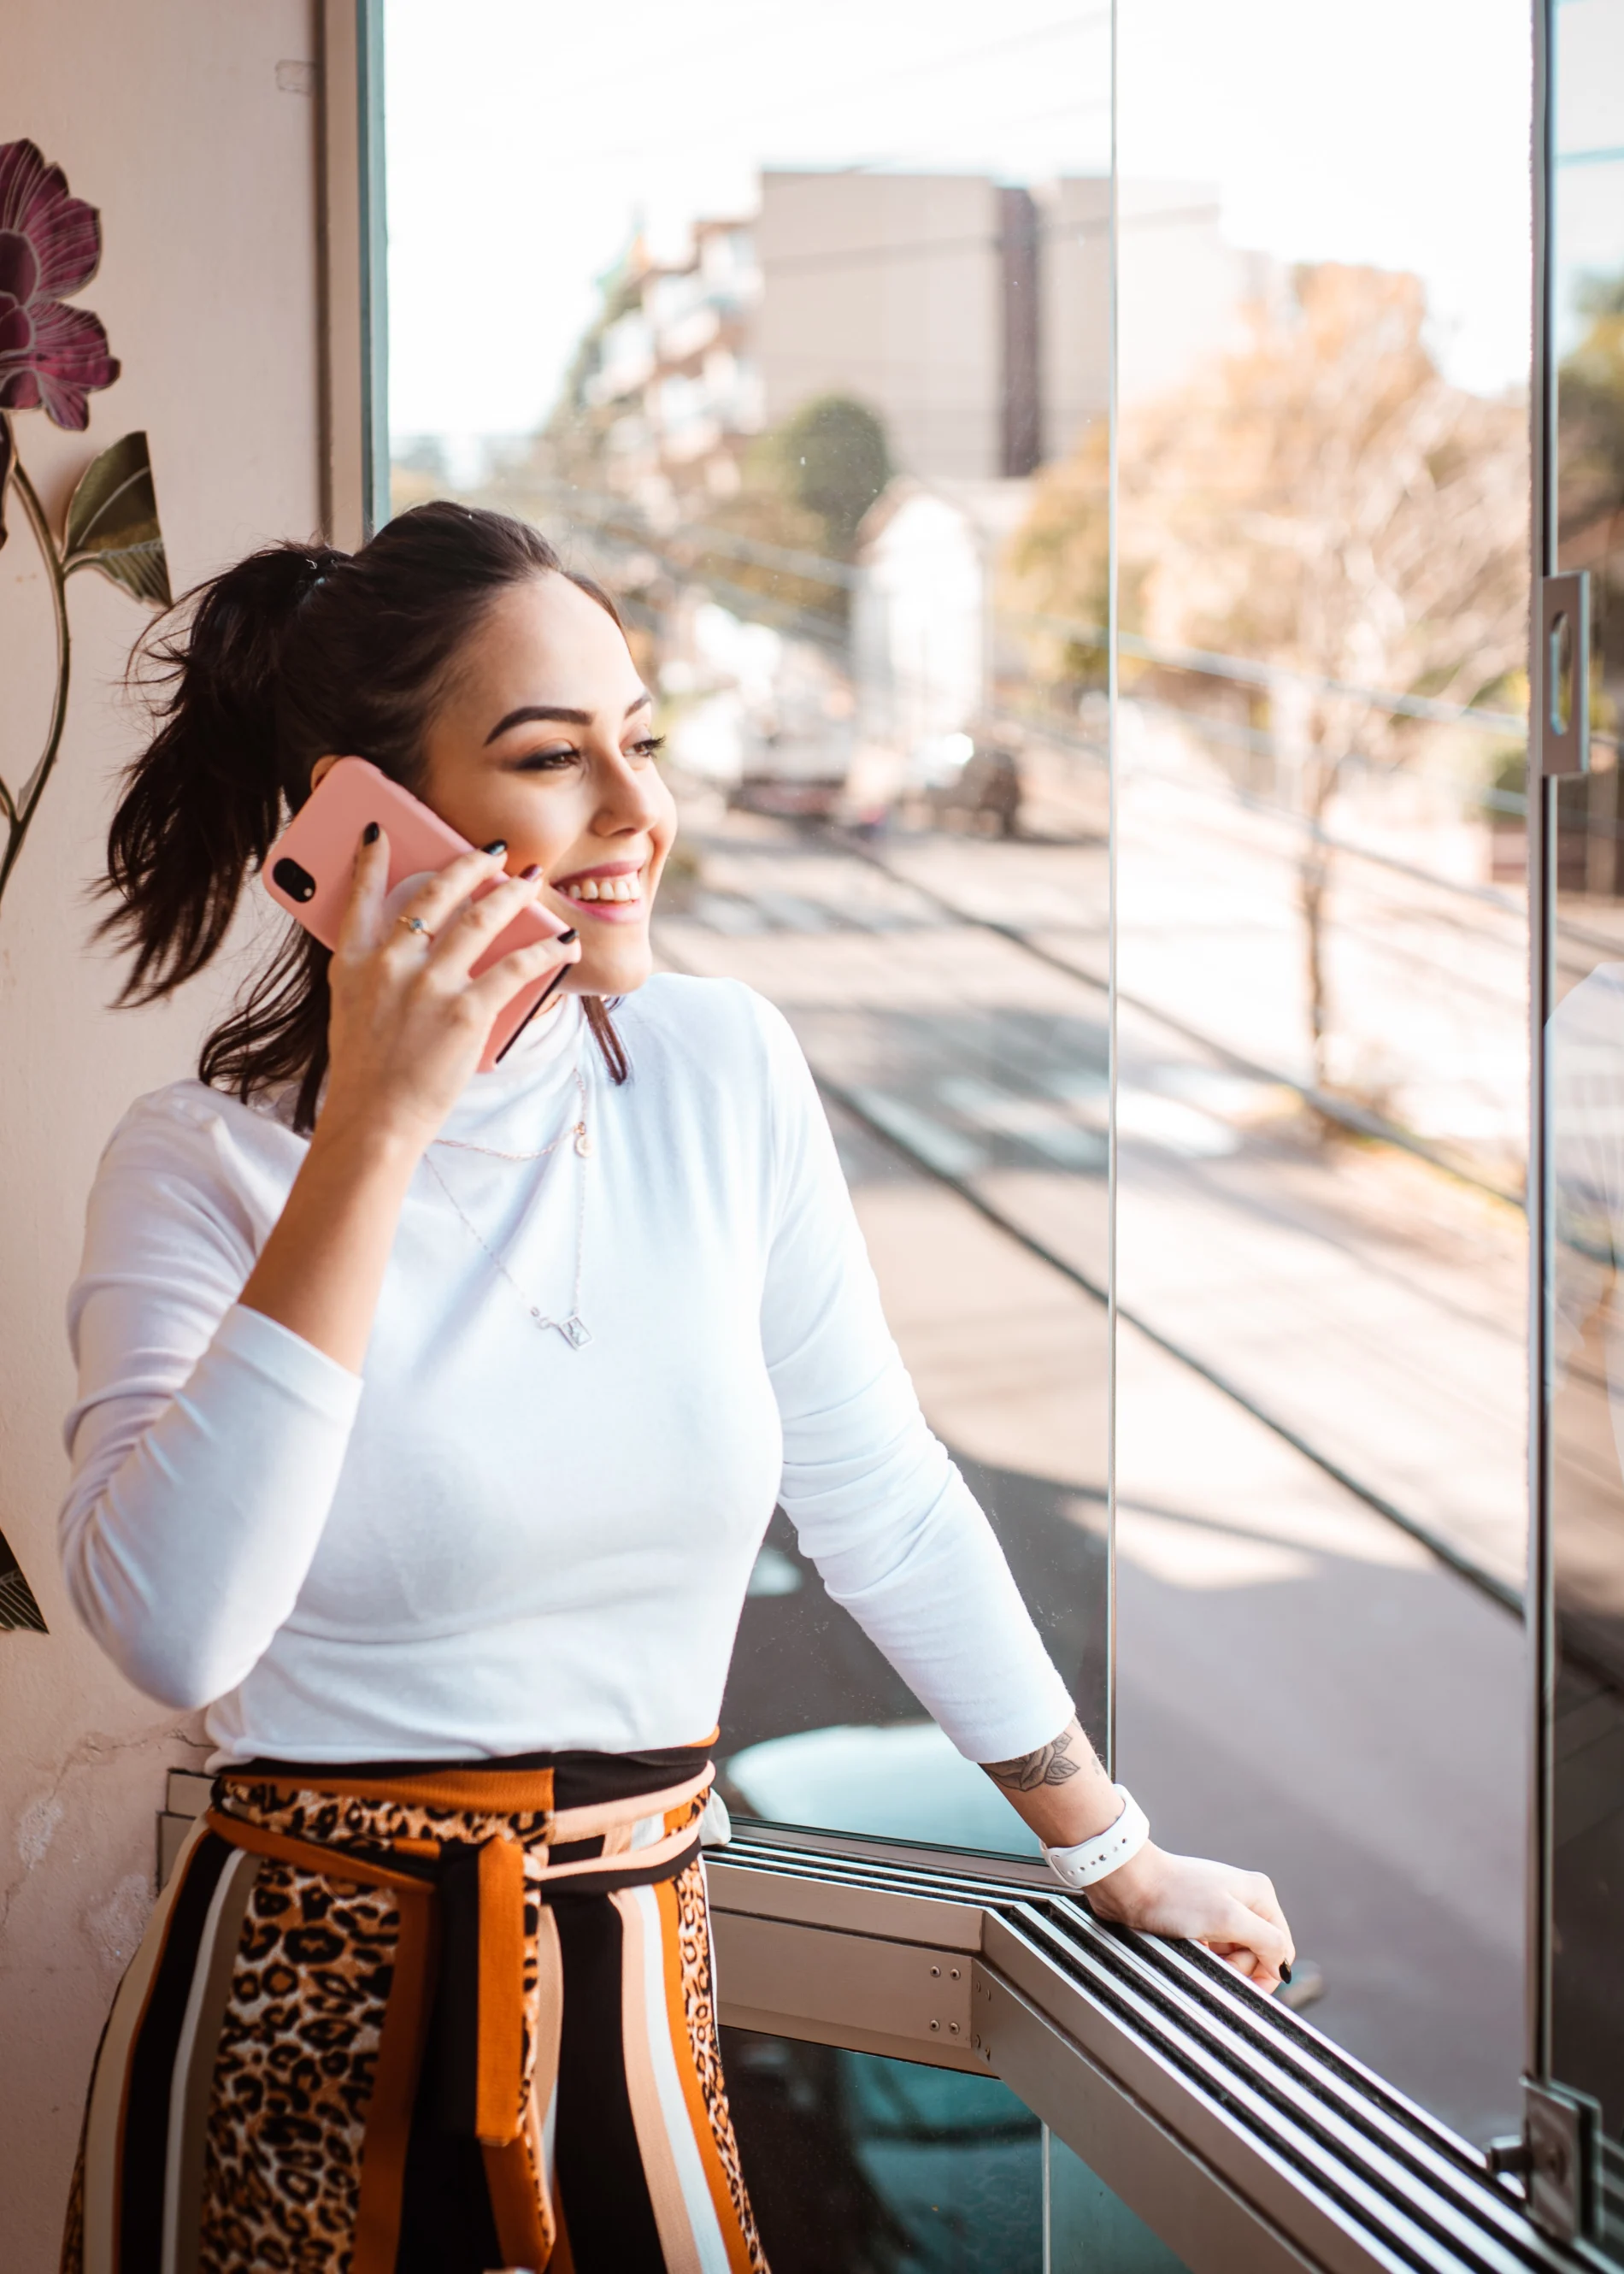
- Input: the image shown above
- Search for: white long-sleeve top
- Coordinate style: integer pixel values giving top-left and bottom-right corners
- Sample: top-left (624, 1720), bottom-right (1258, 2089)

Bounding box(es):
top-left (61, 975), bottom-right (1072, 1768)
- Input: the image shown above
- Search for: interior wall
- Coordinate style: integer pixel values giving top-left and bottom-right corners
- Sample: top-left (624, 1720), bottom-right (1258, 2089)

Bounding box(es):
top-left (0, 3), bottom-right (326, 2255)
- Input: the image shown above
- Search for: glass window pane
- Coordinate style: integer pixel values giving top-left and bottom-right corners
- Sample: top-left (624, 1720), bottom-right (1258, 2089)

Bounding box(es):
top-left (1046, 2131), bottom-right (1192, 2273)
top-left (1546, 0), bottom-right (1624, 2214)
top-left (723, 2032), bottom-right (1198, 2274)
top-left (385, 0), bottom-right (1112, 1856)
top-left (723, 2029), bottom-right (1043, 2271)
top-left (1113, 0), bottom-right (1531, 2142)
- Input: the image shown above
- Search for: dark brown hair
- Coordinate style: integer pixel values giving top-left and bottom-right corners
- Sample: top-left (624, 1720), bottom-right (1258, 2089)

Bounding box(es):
top-left (102, 501), bottom-right (628, 1132)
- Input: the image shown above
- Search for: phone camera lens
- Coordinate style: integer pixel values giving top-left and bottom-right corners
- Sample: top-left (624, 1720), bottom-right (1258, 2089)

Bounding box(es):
top-left (273, 857), bottom-right (317, 904)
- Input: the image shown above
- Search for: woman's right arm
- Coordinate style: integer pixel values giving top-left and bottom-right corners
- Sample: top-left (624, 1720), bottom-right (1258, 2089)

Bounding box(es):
top-left (61, 833), bottom-right (577, 1706)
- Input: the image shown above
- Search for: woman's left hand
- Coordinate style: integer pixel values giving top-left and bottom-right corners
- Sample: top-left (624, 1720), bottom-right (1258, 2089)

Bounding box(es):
top-left (980, 1718), bottom-right (1295, 1992)
top-left (1085, 1843), bottom-right (1295, 1992)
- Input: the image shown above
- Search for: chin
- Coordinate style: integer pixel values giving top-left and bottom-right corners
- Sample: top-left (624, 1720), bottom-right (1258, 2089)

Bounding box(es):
top-left (570, 942), bottom-right (654, 998)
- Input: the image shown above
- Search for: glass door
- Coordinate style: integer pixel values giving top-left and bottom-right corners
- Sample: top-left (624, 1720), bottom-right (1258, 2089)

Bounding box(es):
top-left (1535, 0), bottom-right (1624, 2250)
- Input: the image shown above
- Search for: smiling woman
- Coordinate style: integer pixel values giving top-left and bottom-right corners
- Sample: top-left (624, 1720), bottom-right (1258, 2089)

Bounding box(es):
top-left (54, 501), bottom-right (1290, 2273)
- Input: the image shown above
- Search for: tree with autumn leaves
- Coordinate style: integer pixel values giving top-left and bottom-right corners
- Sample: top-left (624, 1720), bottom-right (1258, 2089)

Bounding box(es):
top-left (1008, 263), bottom-right (1529, 1094)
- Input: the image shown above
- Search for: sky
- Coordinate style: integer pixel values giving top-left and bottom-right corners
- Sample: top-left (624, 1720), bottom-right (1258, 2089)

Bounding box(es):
top-left (384, 0), bottom-right (1533, 454)
top-left (1551, 0), bottom-right (1624, 356)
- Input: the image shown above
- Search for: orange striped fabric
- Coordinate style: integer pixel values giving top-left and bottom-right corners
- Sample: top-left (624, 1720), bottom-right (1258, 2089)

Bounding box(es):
top-left (61, 1745), bottom-right (768, 2274)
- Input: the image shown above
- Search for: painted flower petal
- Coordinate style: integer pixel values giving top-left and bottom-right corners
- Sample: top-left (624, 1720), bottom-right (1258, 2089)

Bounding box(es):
top-left (0, 141), bottom-right (94, 292)
top-left (0, 142), bottom-right (97, 290)
top-left (0, 298), bottom-right (33, 358)
top-left (26, 299), bottom-right (119, 431)
top-left (0, 230), bottom-right (40, 304)
top-left (0, 143), bottom-right (103, 297)
top-left (0, 369), bottom-right (41, 413)
top-left (26, 197), bottom-right (98, 302)
top-left (0, 140), bottom-right (51, 233)
top-left (21, 186), bottom-right (102, 300)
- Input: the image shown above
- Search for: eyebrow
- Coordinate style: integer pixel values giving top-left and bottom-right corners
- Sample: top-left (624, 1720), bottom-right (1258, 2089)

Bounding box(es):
top-left (485, 692), bottom-right (651, 745)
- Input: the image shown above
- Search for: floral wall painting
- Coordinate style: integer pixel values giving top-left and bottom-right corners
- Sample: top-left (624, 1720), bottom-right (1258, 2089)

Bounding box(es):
top-left (0, 138), bottom-right (172, 1633)
top-left (0, 136), bottom-right (171, 913)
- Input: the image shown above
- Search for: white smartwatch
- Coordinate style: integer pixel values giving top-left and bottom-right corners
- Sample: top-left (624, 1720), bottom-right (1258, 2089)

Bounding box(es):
top-left (1042, 1786), bottom-right (1150, 1889)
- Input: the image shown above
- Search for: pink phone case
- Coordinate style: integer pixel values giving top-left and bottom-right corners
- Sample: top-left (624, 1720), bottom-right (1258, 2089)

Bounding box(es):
top-left (262, 757), bottom-right (573, 1071)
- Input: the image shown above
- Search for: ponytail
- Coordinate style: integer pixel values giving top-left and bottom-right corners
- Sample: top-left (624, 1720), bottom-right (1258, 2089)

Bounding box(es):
top-left (103, 545), bottom-right (344, 1003)
top-left (97, 504), bottom-right (631, 1131)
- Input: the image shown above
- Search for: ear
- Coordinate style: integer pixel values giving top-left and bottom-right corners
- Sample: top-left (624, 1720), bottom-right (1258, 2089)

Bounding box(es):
top-left (309, 755), bottom-right (340, 791)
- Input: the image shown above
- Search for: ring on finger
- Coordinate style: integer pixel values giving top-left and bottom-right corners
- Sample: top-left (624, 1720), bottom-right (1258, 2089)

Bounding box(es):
top-left (397, 914), bottom-right (434, 943)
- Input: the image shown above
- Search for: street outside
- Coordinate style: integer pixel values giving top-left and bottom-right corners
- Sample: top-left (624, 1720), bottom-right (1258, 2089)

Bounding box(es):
top-left (666, 726), bottom-right (1528, 2146)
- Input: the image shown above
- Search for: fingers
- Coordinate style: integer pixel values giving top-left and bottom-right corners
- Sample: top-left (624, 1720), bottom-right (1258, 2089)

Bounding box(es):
top-left (333, 823), bottom-right (392, 956)
top-left (424, 869), bottom-right (555, 978)
top-left (1245, 1873), bottom-right (1293, 1964)
top-left (1208, 1941), bottom-right (1277, 1989)
top-left (464, 928), bottom-right (582, 1022)
top-left (1209, 1888), bottom-right (1292, 1989)
top-left (395, 845), bottom-right (513, 946)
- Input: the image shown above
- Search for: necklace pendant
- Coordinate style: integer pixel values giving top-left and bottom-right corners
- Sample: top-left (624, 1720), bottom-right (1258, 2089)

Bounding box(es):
top-left (573, 1124), bottom-right (593, 1158)
top-left (557, 1314), bottom-right (592, 1349)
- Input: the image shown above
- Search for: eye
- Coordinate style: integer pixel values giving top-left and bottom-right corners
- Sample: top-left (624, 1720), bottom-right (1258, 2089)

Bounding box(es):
top-left (627, 734), bottom-right (667, 763)
top-left (513, 744), bottom-right (580, 773)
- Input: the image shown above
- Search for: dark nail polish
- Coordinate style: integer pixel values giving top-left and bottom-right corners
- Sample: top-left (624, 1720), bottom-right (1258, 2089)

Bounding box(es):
top-left (482, 839), bottom-right (508, 856)
top-left (557, 927), bottom-right (577, 944)
top-left (521, 863), bottom-right (542, 881)
top-left (362, 821), bottom-right (380, 844)
top-left (1280, 1962), bottom-right (1293, 1985)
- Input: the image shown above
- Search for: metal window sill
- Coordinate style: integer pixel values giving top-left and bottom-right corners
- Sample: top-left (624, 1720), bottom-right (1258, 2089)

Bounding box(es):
top-left (708, 1825), bottom-right (1587, 2274)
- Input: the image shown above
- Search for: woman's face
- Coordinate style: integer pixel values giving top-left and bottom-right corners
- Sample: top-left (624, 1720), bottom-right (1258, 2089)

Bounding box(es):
top-left (415, 571), bottom-right (676, 1002)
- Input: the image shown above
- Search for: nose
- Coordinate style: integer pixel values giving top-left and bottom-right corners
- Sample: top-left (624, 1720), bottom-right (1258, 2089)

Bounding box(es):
top-left (594, 745), bottom-right (664, 838)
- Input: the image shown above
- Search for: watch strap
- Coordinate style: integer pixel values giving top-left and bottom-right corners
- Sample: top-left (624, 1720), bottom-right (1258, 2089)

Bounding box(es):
top-left (1042, 1786), bottom-right (1150, 1888)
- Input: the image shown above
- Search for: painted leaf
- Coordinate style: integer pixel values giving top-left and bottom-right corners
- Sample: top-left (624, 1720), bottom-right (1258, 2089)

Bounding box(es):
top-left (0, 414), bottom-right (11, 551)
top-left (62, 428), bottom-right (171, 605)
top-left (0, 1528), bottom-right (47, 1633)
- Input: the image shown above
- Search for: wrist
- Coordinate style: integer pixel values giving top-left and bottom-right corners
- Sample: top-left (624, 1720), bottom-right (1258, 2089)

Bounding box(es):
top-left (1082, 1840), bottom-right (1165, 1921)
top-left (1042, 1786), bottom-right (1151, 1892)
top-left (305, 1108), bottom-right (426, 1185)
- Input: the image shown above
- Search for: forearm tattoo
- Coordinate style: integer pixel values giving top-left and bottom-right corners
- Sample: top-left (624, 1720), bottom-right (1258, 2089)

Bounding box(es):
top-left (982, 1721), bottom-right (1084, 1793)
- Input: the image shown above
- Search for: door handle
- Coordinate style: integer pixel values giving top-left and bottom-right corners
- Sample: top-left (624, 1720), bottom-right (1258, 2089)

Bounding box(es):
top-left (1536, 571), bottom-right (1591, 777)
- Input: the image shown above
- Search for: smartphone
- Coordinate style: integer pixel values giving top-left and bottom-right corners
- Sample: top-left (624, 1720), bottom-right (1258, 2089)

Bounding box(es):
top-left (262, 757), bottom-right (575, 1070)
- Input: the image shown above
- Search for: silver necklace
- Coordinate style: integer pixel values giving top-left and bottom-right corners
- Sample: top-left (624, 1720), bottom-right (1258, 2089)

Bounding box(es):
top-left (423, 1067), bottom-right (593, 1348)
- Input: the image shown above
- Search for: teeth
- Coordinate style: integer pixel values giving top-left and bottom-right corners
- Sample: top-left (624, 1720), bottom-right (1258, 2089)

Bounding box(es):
top-left (565, 873), bottom-right (642, 904)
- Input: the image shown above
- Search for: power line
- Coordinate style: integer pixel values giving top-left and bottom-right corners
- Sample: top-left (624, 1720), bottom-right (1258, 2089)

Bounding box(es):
top-left (556, 531), bottom-right (1539, 953)
top-left (501, 492), bottom-right (1556, 936)
top-left (1021, 612), bottom-right (1528, 737)
top-left (540, 493), bottom-right (1527, 739)
top-left (580, 9), bottom-right (1112, 172)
